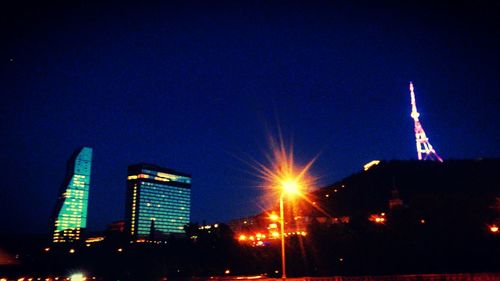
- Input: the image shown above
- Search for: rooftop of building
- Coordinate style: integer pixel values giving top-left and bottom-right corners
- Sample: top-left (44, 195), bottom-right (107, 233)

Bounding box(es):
top-left (127, 163), bottom-right (191, 177)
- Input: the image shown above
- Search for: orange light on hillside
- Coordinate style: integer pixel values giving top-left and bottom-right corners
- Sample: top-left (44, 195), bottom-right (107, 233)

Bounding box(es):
top-left (369, 213), bottom-right (386, 224)
top-left (269, 213), bottom-right (279, 221)
top-left (489, 225), bottom-right (499, 234)
top-left (238, 234), bottom-right (247, 241)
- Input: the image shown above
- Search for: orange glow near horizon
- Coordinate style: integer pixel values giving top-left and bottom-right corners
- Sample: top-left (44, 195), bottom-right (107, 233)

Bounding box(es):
top-left (236, 229), bottom-right (306, 245)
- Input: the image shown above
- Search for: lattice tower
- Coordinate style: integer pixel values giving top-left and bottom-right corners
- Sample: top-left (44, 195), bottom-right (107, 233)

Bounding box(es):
top-left (409, 82), bottom-right (443, 162)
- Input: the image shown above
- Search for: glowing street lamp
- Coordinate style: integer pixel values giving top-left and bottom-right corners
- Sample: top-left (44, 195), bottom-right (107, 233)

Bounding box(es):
top-left (251, 134), bottom-right (316, 281)
top-left (282, 179), bottom-right (300, 195)
top-left (278, 178), bottom-right (302, 281)
top-left (279, 194), bottom-right (286, 280)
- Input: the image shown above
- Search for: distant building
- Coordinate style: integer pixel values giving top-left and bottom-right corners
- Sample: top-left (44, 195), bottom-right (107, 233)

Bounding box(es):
top-left (52, 147), bottom-right (92, 243)
top-left (389, 188), bottom-right (404, 210)
top-left (107, 220), bottom-right (125, 233)
top-left (125, 164), bottom-right (191, 242)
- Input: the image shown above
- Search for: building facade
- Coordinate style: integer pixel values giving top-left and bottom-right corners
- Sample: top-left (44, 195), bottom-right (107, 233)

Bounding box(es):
top-left (125, 164), bottom-right (191, 241)
top-left (52, 147), bottom-right (92, 243)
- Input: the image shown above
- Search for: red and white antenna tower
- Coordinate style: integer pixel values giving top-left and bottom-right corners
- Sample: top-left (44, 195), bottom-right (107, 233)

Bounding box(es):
top-left (409, 82), bottom-right (443, 162)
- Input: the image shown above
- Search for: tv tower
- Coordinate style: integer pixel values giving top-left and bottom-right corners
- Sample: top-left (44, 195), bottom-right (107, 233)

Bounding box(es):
top-left (409, 82), bottom-right (443, 162)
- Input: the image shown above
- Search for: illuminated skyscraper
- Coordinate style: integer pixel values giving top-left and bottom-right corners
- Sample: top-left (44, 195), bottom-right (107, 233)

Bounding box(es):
top-left (125, 164), bottom-right (191, 241)
top-left (52, 147), bottom-right (92, 243)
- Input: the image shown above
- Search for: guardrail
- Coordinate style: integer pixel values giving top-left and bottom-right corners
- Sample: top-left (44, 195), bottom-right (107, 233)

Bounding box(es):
top-left (193, 273), bottom-right (500, 281)
top-left (301, 274), bottom-right (500, 281)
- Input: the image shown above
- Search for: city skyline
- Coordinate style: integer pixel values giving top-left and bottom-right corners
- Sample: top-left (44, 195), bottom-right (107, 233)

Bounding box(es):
top-left (1, 1), bottom-right (499, 234)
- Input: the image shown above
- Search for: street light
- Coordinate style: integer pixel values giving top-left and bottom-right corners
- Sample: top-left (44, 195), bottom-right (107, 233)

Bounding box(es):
top-left (278, 179), bottom-right (301, 281)
top-left (252, 135), bottom-right (317, 281)
top-left (279, 193), bottom-right (286, 281)
top-left (282, 179), bottom-right (300, 195)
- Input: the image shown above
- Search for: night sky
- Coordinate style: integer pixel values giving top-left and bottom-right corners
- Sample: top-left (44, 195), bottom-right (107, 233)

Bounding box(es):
top-left (1, 1), bottom-right (499, 234)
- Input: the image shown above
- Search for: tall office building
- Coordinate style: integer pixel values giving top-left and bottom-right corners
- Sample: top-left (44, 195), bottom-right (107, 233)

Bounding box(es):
top-left (52, 147), bottom-right (92, 243)
top-left (125, 164), bottom-right (191, 241)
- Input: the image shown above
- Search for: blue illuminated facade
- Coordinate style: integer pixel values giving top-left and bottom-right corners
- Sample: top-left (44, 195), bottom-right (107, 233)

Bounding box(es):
top-left (125, 164), bottom-right (191, 241)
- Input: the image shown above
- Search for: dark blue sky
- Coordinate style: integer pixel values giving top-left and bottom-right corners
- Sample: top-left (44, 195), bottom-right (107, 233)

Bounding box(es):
top-left (1, 1), bottom-right (499, 234)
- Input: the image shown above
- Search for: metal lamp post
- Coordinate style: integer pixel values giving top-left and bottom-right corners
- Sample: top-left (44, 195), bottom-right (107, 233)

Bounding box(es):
top-left (279, 193), bottom-right (286, 281)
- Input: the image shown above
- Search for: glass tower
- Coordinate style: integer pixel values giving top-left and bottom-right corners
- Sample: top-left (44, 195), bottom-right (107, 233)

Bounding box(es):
top-left (125, 164), bottom-right (191, 241)
top-left (52, 147), bottom-right (92, 243)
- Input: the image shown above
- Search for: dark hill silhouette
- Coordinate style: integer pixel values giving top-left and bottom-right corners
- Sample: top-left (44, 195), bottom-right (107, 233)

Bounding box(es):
top-left (287, 159), bottom-right (500, 275)
top-left (307, 159), bottom-right (499, 218)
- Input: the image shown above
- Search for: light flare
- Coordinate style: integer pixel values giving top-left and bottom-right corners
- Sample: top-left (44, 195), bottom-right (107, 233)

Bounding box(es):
top-left (240, 130), bottom-right (336, 221)
top-left (250, 132), bottom-right (318, 203)
top-left (282, 179), bottom-right (300, 195)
